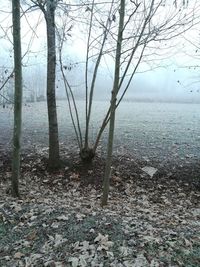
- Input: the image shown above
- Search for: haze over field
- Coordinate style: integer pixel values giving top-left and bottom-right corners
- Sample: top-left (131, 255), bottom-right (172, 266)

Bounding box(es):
top-left (1, 100), bottom-right (200, 163)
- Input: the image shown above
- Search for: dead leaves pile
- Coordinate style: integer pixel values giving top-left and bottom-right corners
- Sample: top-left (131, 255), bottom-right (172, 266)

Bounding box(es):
top-left (0, 166), bottom-right (200, 267)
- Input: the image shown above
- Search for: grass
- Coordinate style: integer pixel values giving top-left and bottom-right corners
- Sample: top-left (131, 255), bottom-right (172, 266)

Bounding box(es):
top-left (0, 222), bottom-right (7, 238)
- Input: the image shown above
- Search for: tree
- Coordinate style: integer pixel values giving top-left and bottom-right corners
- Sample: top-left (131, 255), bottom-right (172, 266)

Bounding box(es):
top-left (102, 0), bottom-right (125, 206)
top-left (101, 0), bottom-right (200, 205)
top-left (23, 0), bottom-right (61, 170)
top-left (45, 0), bottom-right (60, 170)
top-left (58, 0), bottom-right (200, 168)
top-left (58, 0), bottom-right (116, 162)
top-left (0, 3), bottom-right (40, 106)
top-left (0, 68), bottom-right (14, 106)
top-left (82, 0), bottom-right (115, 161)
top-left (12, 0), bottom-right (22, 197)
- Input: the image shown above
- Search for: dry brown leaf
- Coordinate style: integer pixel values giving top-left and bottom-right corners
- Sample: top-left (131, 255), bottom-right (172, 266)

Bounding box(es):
top-left (70, 173), bottom-right (80, 181)
top-left (14, 252), bottom-right (24, 259)
top-left (112, 175), bottom-right (122, 183)
top-left (26, 230), bottom-right (37, 241)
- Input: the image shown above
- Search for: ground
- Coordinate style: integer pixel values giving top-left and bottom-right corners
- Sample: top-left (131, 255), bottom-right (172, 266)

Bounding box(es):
top-left (0, 102), bottom-right (200, 266)
top-left (0, 144), bottom-right (199, 267)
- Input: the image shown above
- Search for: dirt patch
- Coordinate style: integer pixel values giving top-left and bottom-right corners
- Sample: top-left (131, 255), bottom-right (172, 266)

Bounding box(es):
top-left (1, 145), bottom-right (199, 193)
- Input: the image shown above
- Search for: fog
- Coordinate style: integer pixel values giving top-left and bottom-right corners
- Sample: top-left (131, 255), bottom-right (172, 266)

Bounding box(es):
top-left (0, 1), bottom-right (200, 104)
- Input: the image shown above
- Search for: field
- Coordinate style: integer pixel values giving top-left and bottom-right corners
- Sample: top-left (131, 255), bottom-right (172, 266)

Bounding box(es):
top-left (1, 100), bottom-right (200, 163)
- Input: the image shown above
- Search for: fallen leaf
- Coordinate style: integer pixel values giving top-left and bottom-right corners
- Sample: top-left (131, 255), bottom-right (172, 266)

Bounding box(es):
top-left (14, 252), bottom-right (24, 259)
top-left (142, 166), bottom-right (157, 178)
top-left (94, 233), bottom-right (114, 251)
top-left (68, 257), bottom-right (79, 267)
top-left (26, 230), bottom-right (37, 241)
top-left (57, 214), bottom-right (69, 221)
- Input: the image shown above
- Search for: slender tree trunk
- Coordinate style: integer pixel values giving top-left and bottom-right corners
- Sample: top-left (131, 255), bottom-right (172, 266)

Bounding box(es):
top-left (102, 0), bottom-right (125, 206)
top-left (45, 0), bottom-right (60, 170)
top-left (11, 0), bottom-right (22, 197)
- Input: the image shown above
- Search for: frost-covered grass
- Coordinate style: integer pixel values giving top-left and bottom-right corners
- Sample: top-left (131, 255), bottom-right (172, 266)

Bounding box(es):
top-left (1, 100), bottom-right (200, 163)
top-left (0, 166), bottom-right (199, 267)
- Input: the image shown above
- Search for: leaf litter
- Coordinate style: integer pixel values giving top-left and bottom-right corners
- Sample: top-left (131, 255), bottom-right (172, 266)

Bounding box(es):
top-left (0, 148), bottom-right (199, 266)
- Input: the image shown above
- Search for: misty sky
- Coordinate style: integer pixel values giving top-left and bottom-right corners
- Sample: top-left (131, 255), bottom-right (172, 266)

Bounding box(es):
top-left (0, 1), bottom-right (200, 102)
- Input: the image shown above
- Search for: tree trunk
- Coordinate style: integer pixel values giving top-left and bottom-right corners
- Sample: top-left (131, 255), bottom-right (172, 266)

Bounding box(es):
top-left (102, 0), bottom-right (125, 206)
top-left (45, 0), bottom-right (60, 170)
top-left (12, 0), bottom-right (22, 197)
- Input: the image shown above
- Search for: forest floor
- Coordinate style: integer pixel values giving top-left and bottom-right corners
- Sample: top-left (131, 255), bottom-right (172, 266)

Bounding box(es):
top-left (0, 145), bottom-right (200, 267)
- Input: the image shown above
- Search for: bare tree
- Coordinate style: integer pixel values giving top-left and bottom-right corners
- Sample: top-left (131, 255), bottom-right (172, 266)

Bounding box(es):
top-left (81, 0), bottom-right (115, 161)
top-left (58, 0), bottom-right (117, 162)
top-left (100, 0), bottom-right (200, 205)
top-left (0, 68), bottom-right (14, 106)
top-left (58, 0), bottom-right (200, 170)
top-left (45, 0), bottom-right (60, 170)
top-left (0, 4), bottom-right (40, 106)
top-left (102, 0), bottom-right (125, 206)
top-left (12, 0), bottom-right (22, 197)
top-left (22, 0), bottom-right (61, 170)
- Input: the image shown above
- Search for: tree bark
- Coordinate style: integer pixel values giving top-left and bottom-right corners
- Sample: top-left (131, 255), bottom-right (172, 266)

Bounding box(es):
top-left (12, 0), bottom-right (22, 197)
top-left (102, 0), bottom-right (125, 206)
top-left (45, 0), bottom-right (60, 170)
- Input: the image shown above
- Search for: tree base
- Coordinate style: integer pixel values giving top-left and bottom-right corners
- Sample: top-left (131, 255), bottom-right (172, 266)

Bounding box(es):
top-left (80, 147), bottom-right (95, 163)
top-left (48, 158), bottom-right (62, 172)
